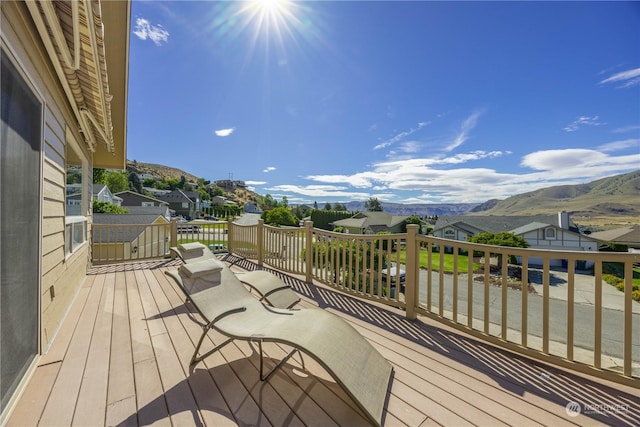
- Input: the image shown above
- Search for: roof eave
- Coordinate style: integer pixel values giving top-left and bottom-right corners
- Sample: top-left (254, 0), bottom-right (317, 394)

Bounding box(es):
top-left (93, 0), bottom-right (131, 170)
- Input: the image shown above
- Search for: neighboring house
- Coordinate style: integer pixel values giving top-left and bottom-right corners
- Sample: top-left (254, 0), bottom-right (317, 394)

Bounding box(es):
top-left (144, 187), bottom-right (171, 198)
top-left (433, 212), bottom-right (599, 267)
top-left (590, 224), bottom-right (640, 251)
top-left (211, 195), bottom-right (237, 206)
top-left (124, 205), bottom-right (172, 222)
top-left (92, 213), bottom-right (170, 261)
top-left (332, 211), bottom-right (409, 234)
top-left (215, 179), bottom-right (246, 192)
top-left (137, 172), bottom-right (157, 181)
top-left (1, 0), bottom-right (130, 417)
top-left (116, 190), bottom-right (169, 208)
top-left (244, 203), bottom-right (263, 214)
top-left (157, 189), bottom-right (200, 219)
top-left (92, 183), bottom-right (121, 205)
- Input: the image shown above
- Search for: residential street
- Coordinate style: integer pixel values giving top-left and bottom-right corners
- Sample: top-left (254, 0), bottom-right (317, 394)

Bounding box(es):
top-left (417, 268), bottom-right (640, 371)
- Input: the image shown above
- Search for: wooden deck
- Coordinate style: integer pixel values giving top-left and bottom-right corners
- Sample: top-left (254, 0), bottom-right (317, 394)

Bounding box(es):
top-left (7, 256), bottom-right (639, 427)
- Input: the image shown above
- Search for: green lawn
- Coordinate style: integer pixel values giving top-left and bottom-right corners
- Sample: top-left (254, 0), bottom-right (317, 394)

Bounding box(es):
top-left (397, 249), bottom-right (481, 273)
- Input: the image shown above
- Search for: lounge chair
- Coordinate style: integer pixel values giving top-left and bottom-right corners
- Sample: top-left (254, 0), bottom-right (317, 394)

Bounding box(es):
top-left (170, 242), bottom-right (300, 308)
top-left (164, 259), bottom-right (393, 426)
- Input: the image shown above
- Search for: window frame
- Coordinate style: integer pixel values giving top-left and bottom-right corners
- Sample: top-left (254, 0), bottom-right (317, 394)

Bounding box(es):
top-left (65, 132), bottom-right (88, 256)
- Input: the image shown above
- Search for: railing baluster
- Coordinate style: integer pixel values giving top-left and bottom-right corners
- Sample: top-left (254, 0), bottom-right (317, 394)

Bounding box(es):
top-left (594, 260), bottom-right (603, 369)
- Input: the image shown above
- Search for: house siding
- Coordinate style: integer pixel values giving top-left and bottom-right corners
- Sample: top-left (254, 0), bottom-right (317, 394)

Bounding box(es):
top-left (3, 1), bottom-right (93, 352)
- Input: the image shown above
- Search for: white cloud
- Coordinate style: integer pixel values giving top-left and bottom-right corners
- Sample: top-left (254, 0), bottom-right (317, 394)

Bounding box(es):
top-left (265, 184), bottom-right (371, 200)
top-left (214, 128), bottom-right (235, 137)
top-left (612, 125), bottom-right (640, 134)
top-left (373, 121), bottom-right (429, 150)
top-left (597, 138), bottom-right (640, 152)
top-left (245, 180), bottom-right (267, 186)
top-left (133, 18), bottom-right (169, 46)
top-left (563, 116), bottom-right (605, 132)
top-left (599, 67), bottom-right (640, 88)
top-left (294, 147), bottom-right (638, 203)
top-left (445, 109), bottom-right (484, 151)
top-left (263, 166), bottom-right (276, 173)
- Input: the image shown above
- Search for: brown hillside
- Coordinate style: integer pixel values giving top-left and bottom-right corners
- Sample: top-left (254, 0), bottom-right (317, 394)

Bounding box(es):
top-left (468, 170), bottom-right (640, 229)
top-left (126, 160), bottom-right (261, 204)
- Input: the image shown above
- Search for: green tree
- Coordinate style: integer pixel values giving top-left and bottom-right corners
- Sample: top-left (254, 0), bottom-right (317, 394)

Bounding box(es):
top-left (403, 214), bottom-right (422, 232)
top-left (333, 202), bottom-right (346, 211)
top-left (281, 196), bottom-right (289, 208)
top-left (93, 200), bottom-right (128, 214)
top-left (142, 177), bottom-right (156, 187)
top-left (323, 202), bottom-right (332, 210)
top-left (364, 197), bottom-right (383, 211)
top-left (261, 206), bottom-right (298, 226)
top-left (93, 168), bottom-right (106, 184)
top-left (128, 172), bottom-right (143, 193)
top-left (105, 171), bottom-right (129, 193)
top-left (467, 232), bottom-right (529, 267)
top-left (67, 170), bottom-right (82, 184)
top-left (210, 185), bottom-right (225, 197)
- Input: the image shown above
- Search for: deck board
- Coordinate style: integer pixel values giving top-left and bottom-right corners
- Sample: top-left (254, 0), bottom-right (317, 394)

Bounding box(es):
top-left (7, 258), bottom-right (640, 427)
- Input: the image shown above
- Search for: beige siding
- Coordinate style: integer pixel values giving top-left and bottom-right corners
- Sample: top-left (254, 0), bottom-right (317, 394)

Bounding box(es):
top-left (2, 1), bottom-right (95, 351)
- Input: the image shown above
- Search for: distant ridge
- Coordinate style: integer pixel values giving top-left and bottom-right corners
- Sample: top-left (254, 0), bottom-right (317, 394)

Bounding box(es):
top-left (345, 201), bottom-right (478, 218)
top-left (468, 170), bottom-right (640, 220)
top-left (126, 160), bottom-right (639, 225)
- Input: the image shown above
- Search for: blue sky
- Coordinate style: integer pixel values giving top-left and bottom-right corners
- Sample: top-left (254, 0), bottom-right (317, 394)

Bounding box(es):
top-left (127, 1), bottom-right (640, 205)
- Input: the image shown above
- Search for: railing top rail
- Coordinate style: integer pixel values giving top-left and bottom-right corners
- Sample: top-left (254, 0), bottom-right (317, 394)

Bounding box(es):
top-left (416, 233), bottom-right (640, 260)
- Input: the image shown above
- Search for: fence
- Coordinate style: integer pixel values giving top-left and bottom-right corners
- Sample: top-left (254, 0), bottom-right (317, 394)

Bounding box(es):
top-left (91, 219), bottom-right (639, 386)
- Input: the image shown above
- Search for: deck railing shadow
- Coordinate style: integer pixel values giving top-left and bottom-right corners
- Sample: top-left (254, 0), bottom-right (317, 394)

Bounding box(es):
top-left (219, 256), bottom-right (640, 427)
top-left (99, 258), bottom-right (639, 427)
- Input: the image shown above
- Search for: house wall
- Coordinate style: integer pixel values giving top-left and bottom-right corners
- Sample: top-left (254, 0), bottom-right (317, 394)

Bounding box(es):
top-left (3, 2), bottom-right (93, 350)
top-left (433, 226), bottom-right (475, 241)
top-left (521, 228), bottom-right (598, 251)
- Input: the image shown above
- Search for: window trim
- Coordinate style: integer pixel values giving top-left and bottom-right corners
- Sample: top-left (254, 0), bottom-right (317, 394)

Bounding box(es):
top-left (65, 131), bottom-right (88, 256)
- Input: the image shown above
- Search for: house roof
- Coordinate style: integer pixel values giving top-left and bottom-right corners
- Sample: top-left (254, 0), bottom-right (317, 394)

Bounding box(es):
top-left (93, 213), bottom-right (168, 225)
top-left (157, 189), bottom-right (197, 203)
top-left (590, 225), bottom-right (640, 245)
top-left (115, 190), bottom-right (168, 206)
top-left (123, 206), bottom-right (170, 216)
top-left (333, 211), bottom-right (409, 230)
top-left (434, 214), bottom-right (575, 234)
top-left (26, 1), bottom-right (131, 169)
top-left (93, 213), bottom-right (168, 242)
top-left (92, 184), bottom-right (108, 195)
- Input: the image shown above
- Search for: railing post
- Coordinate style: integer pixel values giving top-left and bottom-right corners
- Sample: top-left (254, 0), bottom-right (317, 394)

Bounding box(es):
top-left (170, 219), bottom-right (177, 258)
top-left (226, 219), bottom-right (233, 253)
top-left (405, 224), bottom-right (419, 320)
top-left (305, 220), bottom-right (314, 283)
top-left (257, 219), bottom-right (264, 266)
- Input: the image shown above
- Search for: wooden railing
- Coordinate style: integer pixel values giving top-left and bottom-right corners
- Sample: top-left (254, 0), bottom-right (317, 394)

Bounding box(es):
top-left (91, 219), bottom-right (639, 386)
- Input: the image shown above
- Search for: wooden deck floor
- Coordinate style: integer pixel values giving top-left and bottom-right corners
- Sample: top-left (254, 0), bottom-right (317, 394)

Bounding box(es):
top-left (7, 256), bottom-right (639, 427)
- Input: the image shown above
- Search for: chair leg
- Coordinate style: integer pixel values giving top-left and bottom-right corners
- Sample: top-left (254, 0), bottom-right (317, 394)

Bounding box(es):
top-left (257, 340), bottom-right (300, 382)
top-left (190, 323), bottom-right (233, 365)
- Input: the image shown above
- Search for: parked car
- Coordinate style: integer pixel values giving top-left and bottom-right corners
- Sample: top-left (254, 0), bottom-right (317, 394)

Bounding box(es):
top-left (367, 263), bottom-right (406, 295)
top-left (176, 218), bottom-right (200, 232)
top-left (382, 265), bottom-right (407, 294)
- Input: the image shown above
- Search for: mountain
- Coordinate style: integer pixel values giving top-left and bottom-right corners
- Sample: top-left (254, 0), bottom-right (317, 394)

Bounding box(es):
top-left (127, 160), bottom-right (201, 182)
top-left (468, 170), bottom-right (640, 224)
top-left (127, 160), bottom-right (639, 226)
top-left (345, 201), bottom-right (478, 217)
top-left (126, 160), bottom-right (260, 204)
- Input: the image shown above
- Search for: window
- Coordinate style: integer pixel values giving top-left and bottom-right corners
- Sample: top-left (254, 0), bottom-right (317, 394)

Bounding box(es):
top-left (65, 137), bottom-right (87, 255)
top-left (1, 48), bottom-right (41, 414)
top-left (545, 227), bottom-right (556, 240)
